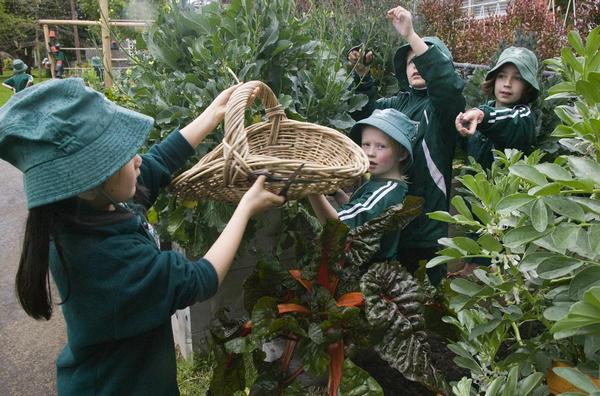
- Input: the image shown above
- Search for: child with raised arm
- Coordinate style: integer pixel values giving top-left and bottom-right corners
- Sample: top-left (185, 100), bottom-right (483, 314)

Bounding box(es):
top-left (348, 5), bottom-right (466, 285)
top-left (0, 78), bottom-right (284, 395)
top-left (456, 47), bottom-right (540, 169)
top-left (309, 108), bottom-right (417, 264)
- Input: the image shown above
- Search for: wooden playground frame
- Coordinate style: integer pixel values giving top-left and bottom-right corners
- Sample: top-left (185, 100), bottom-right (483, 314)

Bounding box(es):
top-left (38, 0), bottom-right (152, 88)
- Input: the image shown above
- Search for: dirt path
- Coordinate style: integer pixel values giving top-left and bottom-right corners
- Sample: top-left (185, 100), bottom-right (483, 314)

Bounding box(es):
top-left (0, 159), bottom-right (66, 396)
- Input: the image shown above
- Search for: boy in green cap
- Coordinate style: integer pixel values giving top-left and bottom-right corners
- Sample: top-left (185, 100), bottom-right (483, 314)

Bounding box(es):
top-left (309, 108), bottom-right (418, 264)
top-left (453, 47), bottom-right (539, 276)
top-left (456, 47), bottom-right (540, 169)
top-left (348, 5), bottom-right (466, 285)
top-left (2, 59), bottom-right (33, 93)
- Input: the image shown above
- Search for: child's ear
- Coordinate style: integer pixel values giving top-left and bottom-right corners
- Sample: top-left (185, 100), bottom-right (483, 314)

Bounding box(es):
top-left (397, 148), bottom-right (409, 162)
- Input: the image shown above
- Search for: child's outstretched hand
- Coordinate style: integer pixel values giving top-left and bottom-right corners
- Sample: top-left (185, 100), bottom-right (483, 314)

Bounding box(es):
top-left (455, 108), bottom-right (484, 137)
top-left (348, 47), bottom-right (373, 77)
top-left (387, 5), bottom-right (414, 38)
top-left (239, 175), bottom-right (285, 217)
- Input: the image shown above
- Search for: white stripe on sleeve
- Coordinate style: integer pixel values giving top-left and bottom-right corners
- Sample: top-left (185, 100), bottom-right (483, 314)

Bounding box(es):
top-left (338, 181), bottom-right (398, 221)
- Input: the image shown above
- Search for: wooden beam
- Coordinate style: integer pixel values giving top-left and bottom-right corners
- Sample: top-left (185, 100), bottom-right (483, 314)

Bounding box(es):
top-left (38, 19), bottom-right (152, 27)
top-left (99, 0), bottom-right (112, 88)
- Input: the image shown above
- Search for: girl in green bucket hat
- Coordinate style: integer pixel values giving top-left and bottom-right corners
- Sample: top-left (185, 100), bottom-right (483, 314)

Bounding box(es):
top-left (456, 46), bottom-right (540, 170)
top-left (309, 108), bottom-right (418, 264)
top-left (2, 59), bottom-right (33, 93)
top-left (0, 78), bottom-right (284, 395)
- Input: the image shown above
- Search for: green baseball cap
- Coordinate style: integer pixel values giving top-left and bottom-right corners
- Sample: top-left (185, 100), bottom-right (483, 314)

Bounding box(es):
top-left (486, 46), bottom-right (540, 99)
top-left (0, 78), bottom-right (153, 209)
top-left (12, 59), bottom-right (27, 73)
top-left (393, 36), bottom-right (454, 91)
top-left (349, 108), bottom-right (418, 168)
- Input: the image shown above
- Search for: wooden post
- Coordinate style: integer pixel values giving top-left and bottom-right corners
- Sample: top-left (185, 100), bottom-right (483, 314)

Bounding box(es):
top-left (70, 0), bottom-right (82, 65)
top-left (99, 0), bottom-right (113, 88)
top-left (42, 24), bottom-right (55, 79)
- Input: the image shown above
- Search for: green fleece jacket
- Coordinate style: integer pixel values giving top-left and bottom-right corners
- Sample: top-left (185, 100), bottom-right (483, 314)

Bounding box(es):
top-left (49, 130), bottom-right (218, 396)
top-left (353, 45), bottom-right (466, 248)
top-left (338, 178), bottom-right (408, 261)
top-left (464, 100), bottom-right (536, 169)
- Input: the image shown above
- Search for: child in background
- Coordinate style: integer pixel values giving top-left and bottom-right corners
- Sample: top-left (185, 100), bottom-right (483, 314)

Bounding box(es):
top-left (454, 47), bottom-right (539, 277)
top-left (456, 47), bottom-right (540, 169)
top-left (309, 108), bottom-right (417, 264)
top-left (2, 59), bottom-right (33, 93)
top-left (0, 78), bottom-right (284, 395)
top-left (348, 5), bottom-right (466, 285)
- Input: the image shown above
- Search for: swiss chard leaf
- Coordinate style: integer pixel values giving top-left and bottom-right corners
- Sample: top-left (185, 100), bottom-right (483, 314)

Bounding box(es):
top-left (345, 196), bottom-right (423, 267)
top-left (361, 262), bottom-right (448, 394)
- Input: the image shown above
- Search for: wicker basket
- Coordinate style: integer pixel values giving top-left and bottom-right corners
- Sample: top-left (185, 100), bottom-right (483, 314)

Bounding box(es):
top-left (172, 81), bottom-right (369, 202)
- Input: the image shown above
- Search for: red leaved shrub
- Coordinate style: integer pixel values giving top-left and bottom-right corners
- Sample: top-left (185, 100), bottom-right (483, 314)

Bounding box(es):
top-left (418, 0), bottom-right (567, 64)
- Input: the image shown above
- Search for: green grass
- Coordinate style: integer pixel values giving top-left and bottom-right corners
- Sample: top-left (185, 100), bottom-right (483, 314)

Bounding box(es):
top-left (0, 70), bottom-right (51, 107)
top-left (176, 350), bottom-right (257, 396)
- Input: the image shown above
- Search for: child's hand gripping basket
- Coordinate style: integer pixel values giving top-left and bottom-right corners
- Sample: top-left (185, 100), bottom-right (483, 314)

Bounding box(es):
top-left (172, 81), bottom-right (369, 202)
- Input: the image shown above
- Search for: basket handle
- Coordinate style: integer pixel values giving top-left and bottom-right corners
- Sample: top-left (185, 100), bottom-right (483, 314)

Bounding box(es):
top-left (223, 81), bottom-right (287, 186)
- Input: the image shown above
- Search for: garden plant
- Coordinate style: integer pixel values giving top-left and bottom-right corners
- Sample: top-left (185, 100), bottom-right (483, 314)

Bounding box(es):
top-left (427, 26), bottom-right (600, 395)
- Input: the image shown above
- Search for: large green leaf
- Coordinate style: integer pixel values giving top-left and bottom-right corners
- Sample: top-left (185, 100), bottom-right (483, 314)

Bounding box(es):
top-left (496, 193), bottom-right (536, 212)
top-left (535, 163), bottom-right (573, 181)
top-left (503, 226), bottom-right (552, 248)
top-left (552, 367), bottom-right (600, 393)
top-left (537, 256), bottom-right (584, 279)
top-left (529, 199), bottom-right (549, 232)
top-left (567, 156), bottom-right (600, 186)
top-left (509, 164), bottom-right (547, 186)
top-left (361, 263), bottom-right (448, 394)
top-left (543, 196), bottom-right (586, 222)
top-left (570, 266), bottom-right (600, 300)
top-left (552, 286), bottom-right (600, 339)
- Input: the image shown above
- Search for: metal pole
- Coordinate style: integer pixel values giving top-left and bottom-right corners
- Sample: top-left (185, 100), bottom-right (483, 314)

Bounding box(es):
top-left (99, 0), bottom-right (113, 88)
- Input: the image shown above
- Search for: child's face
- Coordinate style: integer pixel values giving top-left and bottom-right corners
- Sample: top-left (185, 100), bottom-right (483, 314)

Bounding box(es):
top-left (103, 154), bottom-right (142, 202)
top-left (361, 127), bottom-right (405, 179)
top-left (494, 63), bottom-right (526, 107)
top-left (406, 50), bottom-right (426, 89)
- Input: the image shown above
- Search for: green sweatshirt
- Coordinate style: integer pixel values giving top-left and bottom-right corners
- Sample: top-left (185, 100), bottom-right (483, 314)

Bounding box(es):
top-left (464, 101), bottom-right (536, 169)
top-left (353, 45), bottom-right (466, 248)
top-left (50, 130), bottom-right (218, 396)
top-left (4, 73), bottom-right (32, 93)
top-left (338, 178), bottom-right (408, 261)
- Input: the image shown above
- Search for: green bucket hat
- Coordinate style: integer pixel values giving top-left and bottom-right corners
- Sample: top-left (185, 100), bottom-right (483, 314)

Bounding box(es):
top-left (0, 78), bottom-right (153, 209)
top-left (486, 46), bottom-right (540, 98)
top-left (91, 56), bottom-right (102, 67)
top-left (349, 108), bottom-right (418, 169)
top-left (393, 36), bottom-right (453, 91)
top-left (12, 59), bottom-right (28, 73)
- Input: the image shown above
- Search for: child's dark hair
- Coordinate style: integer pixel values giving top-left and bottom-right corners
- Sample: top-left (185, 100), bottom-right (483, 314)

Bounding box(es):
top-left (481, 68), bottom-right (537, 105)
top-left (16, 185), bottom-right (149, 320)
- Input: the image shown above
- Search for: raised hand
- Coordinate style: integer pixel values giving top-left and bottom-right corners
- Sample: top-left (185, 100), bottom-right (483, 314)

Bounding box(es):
top-left (387, 5), bottom-right (415, 38)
